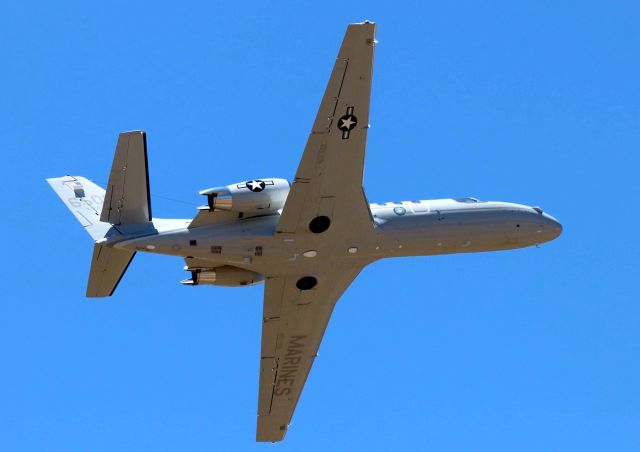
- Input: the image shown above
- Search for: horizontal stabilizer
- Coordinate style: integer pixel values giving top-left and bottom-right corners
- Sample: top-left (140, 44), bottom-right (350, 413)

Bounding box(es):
top-left (86, 243), bottom-right (136, 297)
top-left (101, 131), bottom-right (152, 225)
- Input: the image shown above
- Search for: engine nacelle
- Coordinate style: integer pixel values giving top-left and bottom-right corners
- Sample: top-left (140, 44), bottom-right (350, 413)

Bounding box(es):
top-left (181, 266), bottom-right (264, 287)
top-left (199, 178), bottom-right (289, 215)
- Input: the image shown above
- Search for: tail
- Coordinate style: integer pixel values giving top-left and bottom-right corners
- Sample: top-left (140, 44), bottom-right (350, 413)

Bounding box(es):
top-left (47, 131), bottom-right (152, 297)
top-left (46, 176), bottom-right (111, 241)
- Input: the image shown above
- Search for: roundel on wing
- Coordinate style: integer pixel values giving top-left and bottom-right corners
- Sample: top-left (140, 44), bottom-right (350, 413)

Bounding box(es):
top-left (246, 180), bottom-right (266, 192)
top-left (337, 114), bottom-right (358, 132)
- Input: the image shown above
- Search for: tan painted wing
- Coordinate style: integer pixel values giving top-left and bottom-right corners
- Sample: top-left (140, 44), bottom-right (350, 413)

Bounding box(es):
top-left (256, 263), bottom-right (365, 442)
top-left (276, 21), bottom-right (376, 236)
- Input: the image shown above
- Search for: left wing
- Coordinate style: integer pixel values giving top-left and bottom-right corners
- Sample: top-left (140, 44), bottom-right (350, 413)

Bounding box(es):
top-left (256, 262), bottom-right (366, 442)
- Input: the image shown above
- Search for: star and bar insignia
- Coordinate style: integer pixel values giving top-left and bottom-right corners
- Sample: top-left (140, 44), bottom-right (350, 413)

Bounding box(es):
top-left (237, 180), bottom-right (273, 192)
top-left (337, 106), bottom-right (358, 139)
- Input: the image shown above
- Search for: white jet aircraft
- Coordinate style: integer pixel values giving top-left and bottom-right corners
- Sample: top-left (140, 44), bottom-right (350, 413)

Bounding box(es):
top-left (47, 21), bottom-right (562, 442)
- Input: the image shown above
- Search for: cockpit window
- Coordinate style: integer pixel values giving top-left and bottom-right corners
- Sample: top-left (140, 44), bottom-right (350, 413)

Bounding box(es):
top-left (455, 197), bottom-right (483, 203)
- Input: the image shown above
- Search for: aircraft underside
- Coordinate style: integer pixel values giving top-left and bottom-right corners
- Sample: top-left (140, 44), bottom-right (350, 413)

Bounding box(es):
top-left (47, 21), bottom-right (561, 442)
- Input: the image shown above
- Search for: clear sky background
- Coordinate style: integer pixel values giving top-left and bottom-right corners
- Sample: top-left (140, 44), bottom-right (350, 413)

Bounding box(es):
top-left (1, 1), bottom-right (638, 451)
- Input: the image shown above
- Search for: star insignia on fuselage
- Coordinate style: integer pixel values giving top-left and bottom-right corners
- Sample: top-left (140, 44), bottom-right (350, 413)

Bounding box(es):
top-left (246, 180), bottom-right (266, 192)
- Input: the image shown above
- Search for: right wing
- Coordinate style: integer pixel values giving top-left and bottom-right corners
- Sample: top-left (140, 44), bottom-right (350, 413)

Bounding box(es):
top-left (276, 21), bottom-right (376, 237)
top-left (256, 262), bottom-right (366, 442)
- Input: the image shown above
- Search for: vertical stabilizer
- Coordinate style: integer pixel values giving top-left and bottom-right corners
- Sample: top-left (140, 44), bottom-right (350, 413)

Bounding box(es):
top-left (46, 176), bottom-right (112, 241)
top-left (47, 130), bottom-right (153, 298)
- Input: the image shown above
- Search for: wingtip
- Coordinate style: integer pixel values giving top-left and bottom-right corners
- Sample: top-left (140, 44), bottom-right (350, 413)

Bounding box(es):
top-left (349, 20), bottom-right (376, 27)
top-left (256, 416), bottom-right (288, 443)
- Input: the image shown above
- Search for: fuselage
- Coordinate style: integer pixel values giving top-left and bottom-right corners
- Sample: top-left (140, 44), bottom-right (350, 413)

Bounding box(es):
top-left (114, 197), bottom-right (562, 278)
top-left (371, 198), bottom-right (561, 255)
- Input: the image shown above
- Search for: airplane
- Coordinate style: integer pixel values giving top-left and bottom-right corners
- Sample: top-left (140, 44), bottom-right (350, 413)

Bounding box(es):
top-left (47, 21), bottom-right (562, 442)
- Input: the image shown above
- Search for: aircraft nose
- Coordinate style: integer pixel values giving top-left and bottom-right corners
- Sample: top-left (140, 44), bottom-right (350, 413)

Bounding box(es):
top-left (543, 212), bottom-right (562, 237)
top-left (535, 209), bottom-right (562, 241)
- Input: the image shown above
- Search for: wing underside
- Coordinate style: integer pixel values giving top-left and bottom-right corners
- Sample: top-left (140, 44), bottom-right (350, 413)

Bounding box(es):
top-left (256, 263), bottom-right (366, 442)
top-left (276, 21), bottom-right (376, 237)
top-left (256, 21), bottom-right (377, 442)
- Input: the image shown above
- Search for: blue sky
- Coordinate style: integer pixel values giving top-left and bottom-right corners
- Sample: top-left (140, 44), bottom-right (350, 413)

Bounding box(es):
top-left (1, 1), bottom-right (639, 450)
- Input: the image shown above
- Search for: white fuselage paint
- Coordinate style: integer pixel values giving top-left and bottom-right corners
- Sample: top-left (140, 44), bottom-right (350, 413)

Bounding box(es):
top-left (113, 198), bottom-right (562, 278)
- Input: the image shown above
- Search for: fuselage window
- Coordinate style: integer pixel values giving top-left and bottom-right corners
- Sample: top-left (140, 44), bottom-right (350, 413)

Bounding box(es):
top-left (394, 206), bottom-right (406, 216)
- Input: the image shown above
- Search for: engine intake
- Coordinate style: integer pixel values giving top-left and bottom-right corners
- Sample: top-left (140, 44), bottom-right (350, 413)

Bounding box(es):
top-left (199, 178), bottom-right (289, 215)
top-left (181, 265), bottom-right (264, 287)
